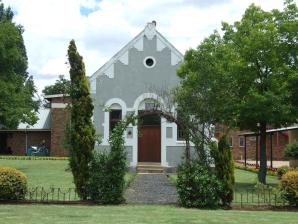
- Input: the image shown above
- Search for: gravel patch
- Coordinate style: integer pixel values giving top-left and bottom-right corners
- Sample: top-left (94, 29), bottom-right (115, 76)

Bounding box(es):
top-left (124, 174), bottom-right (178, 205)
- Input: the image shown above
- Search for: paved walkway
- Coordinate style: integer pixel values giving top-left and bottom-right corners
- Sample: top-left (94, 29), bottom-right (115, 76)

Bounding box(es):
top-left (124, 174), bottom-right (178, 204)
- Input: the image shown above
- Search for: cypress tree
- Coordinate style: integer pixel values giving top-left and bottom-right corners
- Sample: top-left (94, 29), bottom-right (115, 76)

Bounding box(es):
top-left (211, 135), bottom-right (235, 207)
top-left (67, 40), bottom-right (95, 199)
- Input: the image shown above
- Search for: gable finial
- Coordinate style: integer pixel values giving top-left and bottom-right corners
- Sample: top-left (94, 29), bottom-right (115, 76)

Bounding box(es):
top-left (145, 21), bottom-right (157, 40)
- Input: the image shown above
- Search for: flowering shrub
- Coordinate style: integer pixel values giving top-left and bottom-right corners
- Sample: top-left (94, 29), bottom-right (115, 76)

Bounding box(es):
top-left (235, 163), bottom-right (277, 176)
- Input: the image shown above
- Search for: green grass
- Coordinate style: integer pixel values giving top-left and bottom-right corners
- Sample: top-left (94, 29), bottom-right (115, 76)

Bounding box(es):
top-left (0, 158), bottom-right (280, 203)
top-left (169, 168), bottom-right (278, 189)
top-left (0, 159), bottom-right (74, 188)
top-left (235, 169), bottom-right (278, 192)
top-left (0, 204), bottom-right (297, 224)
top-left (0, 159), bottom-right (135, 189)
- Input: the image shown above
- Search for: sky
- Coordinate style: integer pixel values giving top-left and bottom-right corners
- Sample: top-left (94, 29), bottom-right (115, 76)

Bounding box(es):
top-left (2, 0), bottom-right (290, 95)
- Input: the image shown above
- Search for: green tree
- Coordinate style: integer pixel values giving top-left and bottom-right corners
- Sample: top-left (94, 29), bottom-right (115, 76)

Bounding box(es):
top-left (221, 0), bottom-right (298, 184)
top-left (67, 40), bottom-right (95, 199)
top-left (42, 75), bottom-right (71, 96)
top-left (0, 2), bottom-right (39, 128)
top-left (177, 0), bottom-right (298, 184)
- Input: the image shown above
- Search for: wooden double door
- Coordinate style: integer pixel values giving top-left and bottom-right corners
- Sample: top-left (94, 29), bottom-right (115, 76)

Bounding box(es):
top-left (138, 112), bottom-right (161, 162)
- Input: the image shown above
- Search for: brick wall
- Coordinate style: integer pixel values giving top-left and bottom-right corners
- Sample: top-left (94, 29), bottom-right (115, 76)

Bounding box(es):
top-left (6, 131), bottom-right (51, 155)
top-left (48, 95), bottom-right (71, 156)
top-left (50, 108), bottom-right (69, 157)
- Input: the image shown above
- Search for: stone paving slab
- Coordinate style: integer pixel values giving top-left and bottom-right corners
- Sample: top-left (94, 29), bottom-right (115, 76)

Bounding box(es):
top-left (124, 174), bottom-right (178, 204)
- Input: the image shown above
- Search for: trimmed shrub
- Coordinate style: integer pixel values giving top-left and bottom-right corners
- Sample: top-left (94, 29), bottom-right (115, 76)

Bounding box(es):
top-left (88, 115), bottom-right (135, 204)
top-left (284, 141), bottom-right (298, 160)
top-left (88, 151), bottom-right (125, 204)
top-left (279, 170), bottom-right (298, 206)
top-left (277, 166), bottom-right (291, 179)
top-left (176, 160), bottom-right (222, 208)
top-left (0, 166), bottom-right (28, 200)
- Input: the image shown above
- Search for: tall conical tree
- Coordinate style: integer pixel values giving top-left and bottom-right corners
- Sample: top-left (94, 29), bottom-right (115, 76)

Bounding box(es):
top-left (67, 40), bottom-right (95, 199)
top-left (211, 135), bottom-right (235, 207)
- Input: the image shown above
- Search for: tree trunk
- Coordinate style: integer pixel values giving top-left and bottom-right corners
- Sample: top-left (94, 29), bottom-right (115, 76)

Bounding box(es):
top-left (258, 122), bottom-right (267, 184)
top-left (185, 133), bottom-right (191, 164)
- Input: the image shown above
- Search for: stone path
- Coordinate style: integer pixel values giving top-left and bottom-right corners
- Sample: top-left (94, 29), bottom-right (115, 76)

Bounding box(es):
top-left (124, 174), bottom-right (178, 204)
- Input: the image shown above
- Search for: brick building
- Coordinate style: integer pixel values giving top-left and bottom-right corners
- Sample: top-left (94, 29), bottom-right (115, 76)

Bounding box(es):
top-left (1, 92), bottom-right (297, 159)
top-left (0, 94), bottom-right (69, 156)
top-left (230, 129), bottom-right (289, 161)
top-left (0, 108), bottom-right (51, 155)
top-left (215, 125), bottom-right (298, 163)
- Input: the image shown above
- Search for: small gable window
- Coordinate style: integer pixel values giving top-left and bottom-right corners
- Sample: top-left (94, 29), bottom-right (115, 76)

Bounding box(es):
top-left (143, 56), bottom-right (156, 68)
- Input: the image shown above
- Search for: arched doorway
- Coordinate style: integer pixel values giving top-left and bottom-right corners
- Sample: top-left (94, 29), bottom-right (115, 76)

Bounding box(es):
top-left (138, 111), bottom-right (161, 162)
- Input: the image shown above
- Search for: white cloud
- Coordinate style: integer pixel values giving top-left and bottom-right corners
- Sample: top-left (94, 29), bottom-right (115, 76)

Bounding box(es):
top-left (2, 0), bottom-right (287, 94)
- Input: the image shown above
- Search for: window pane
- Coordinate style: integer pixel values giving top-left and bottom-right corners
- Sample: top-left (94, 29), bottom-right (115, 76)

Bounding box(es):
top-left (110, 110), bottom-right (121, 120)
top-left (139, 112), bottom-right (160, 126)
top-left (177, 126), bottom-right (186, 140)
top-left (110, 109), bottom-right (122, 133)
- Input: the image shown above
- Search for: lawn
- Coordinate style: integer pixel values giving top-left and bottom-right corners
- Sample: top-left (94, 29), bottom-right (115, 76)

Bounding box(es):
top-left (0, 158), bottom-right (281, 203)
top-left (235, 169), bottom-right (278, 192)
top-left (0, 159), bottom-right (135, 189)
top-left (0, 159), bottom-right (74, 188)
top-left (1, 158), bottom-right (278, 192)
top-left (169, 168), bottom-right (278, 189)
top-left (0, 158), bottom-right (296, 223)
top-left (0, 204), bottom-right (297, 224)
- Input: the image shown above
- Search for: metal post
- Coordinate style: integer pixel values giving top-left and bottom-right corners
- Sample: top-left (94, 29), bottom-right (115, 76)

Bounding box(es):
top-left (256, 135), bottom-right (259, 168)
top-left (270, 133), bottom-right (273, 169)
top-left (244, 136), bottom-right (247, 167)
top-left (25, 128), bottom-right (28, 152)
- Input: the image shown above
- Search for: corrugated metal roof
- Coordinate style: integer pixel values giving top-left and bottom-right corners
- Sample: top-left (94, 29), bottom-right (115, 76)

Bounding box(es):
top-left (239, 125), bottom-right (298, 136)
top-left (18, 108), bottom-right (51, 130)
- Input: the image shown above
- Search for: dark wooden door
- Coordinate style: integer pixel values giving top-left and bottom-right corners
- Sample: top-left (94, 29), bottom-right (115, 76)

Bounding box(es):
top-left (138, 126), bottom-right (161, 162)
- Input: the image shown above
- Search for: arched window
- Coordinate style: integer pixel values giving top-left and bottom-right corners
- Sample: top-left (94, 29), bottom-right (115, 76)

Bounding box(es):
top-left (109, 104), bottom-right (122, 133)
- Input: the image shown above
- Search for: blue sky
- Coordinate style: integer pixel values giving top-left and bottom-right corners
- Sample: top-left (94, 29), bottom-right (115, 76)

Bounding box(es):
top-left (80, 0), bottom-right (100, 16)
top-left (2, 0), bottom-right (288, 95)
